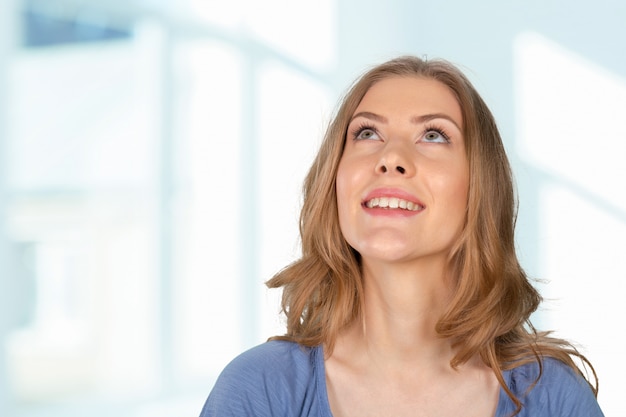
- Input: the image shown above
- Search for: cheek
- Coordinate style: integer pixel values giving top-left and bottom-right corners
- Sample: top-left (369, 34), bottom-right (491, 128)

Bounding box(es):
top-left (449, 172), bottom-right (470, 225)
top-left (432, 165), bottom-right (469, 211)
top-left (335, 163), bottom-right (353, 222)
top-left (335, 156), bottom-right (359, 202)
top-left (451, 172), bottom-right (470, 207)
top-left (335, 162), bottom-right (347, 208)
top-left (335, 158), bottom-right (363, 240)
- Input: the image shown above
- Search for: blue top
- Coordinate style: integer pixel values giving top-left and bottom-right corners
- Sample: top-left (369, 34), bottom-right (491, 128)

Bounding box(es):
top-left (199, 340), bottom-right (604, 417)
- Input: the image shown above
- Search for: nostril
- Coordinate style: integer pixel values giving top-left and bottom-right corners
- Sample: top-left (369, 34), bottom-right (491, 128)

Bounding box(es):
top-left (396, 166), bottom-right (406, 174)
top-left (380, 165), bottom-right (388, 173)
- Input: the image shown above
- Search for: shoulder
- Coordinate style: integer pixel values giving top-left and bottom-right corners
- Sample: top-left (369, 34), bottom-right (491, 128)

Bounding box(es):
top-left (229, 339), bottom-right (317, 371)
top-left (215, 340), bottom-right (320, 390)
top-left (500, 357), bottom-right (604, 417)
top-left (199, 341), bottom-right (328, 417)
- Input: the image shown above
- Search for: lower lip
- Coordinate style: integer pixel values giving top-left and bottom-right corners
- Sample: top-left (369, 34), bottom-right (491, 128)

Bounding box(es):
top-left (362, 205), bottom-right (423, 217)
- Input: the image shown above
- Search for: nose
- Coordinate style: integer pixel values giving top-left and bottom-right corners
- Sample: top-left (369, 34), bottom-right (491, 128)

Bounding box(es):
top-left (375, 143), bottom-right (414, 176)
top-left (379, 164), bottom-right (406, 174)
top-left (378, 163), bottom-right (406, 174)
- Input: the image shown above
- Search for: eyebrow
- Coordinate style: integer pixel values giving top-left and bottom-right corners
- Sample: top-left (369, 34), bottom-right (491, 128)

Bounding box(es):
top-left (350, 111), bottom-right (462, 131)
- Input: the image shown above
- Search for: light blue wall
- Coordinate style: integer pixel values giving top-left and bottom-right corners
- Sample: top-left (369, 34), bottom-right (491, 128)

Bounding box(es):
top-left (1, 1), bottom-right (19, 415)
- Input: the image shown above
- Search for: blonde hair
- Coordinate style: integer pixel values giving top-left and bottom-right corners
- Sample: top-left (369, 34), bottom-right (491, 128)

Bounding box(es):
top-left (267, 56), bottom-right (597, 414)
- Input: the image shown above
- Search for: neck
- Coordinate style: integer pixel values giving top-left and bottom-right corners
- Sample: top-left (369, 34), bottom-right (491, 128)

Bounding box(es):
top-left (351, 256), bottom-right (456, 368)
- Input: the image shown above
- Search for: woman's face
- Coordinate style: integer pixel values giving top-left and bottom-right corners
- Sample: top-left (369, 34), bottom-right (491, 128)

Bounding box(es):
top-left (336, 76), bottom-right (469, 266)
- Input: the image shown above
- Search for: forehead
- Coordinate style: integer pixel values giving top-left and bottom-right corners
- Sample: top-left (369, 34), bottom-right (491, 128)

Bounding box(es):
top-left (355, 76), bottom-right (463, 127)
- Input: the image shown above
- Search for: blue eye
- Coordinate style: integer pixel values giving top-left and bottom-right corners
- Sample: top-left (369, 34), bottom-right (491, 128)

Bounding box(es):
top-left (422, 129), bottom-right (449, 143)
top-left (355, 127), bottom-right (380, 141)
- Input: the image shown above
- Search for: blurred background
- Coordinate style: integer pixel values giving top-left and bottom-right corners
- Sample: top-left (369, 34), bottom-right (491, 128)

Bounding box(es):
top-left (0, 0), bottom-right (624, 416)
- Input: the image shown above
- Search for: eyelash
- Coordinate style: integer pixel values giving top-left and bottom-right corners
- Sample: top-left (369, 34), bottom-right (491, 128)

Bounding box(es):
top-left (422, 124), bottom-right (451, 143)
top-left (349, 122), bottom-right (451, 143)
top-left (349, 122), bottom-right (378, 140)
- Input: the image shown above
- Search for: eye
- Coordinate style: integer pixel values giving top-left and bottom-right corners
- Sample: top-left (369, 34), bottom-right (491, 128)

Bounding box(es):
top-left (351, 124), bottom-right (381, 141)
top-left (422, 128), bottom-right (449, 143)
top-left (357, 128), bottom-right (379, 140)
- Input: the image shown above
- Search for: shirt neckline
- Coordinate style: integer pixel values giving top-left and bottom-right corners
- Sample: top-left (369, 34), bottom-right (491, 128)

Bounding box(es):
top-left (313, 344), bottom-right (510, 417)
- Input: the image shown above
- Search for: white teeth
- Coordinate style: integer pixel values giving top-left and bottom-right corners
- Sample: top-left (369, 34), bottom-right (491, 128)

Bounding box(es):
top-left (365, 197), bottom-right (422, 211)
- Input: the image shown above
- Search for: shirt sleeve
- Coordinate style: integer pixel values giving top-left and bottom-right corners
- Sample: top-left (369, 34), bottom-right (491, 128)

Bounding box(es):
top-left (198, 341), bottom-right (323, 417)
top-left (535, 358), bottom-right (604, 417)
top-left (504, 358), bottom-right (605, 417)
top-left (198, 347), bottom-right (278, 417)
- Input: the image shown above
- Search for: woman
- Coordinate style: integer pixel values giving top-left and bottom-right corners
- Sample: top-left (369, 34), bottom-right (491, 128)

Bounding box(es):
top-left (200, 56), bottom-right (604, 416)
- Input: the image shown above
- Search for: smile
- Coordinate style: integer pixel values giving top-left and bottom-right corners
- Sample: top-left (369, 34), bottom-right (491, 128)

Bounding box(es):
top-left (364, 197), bottom-right (424, 211)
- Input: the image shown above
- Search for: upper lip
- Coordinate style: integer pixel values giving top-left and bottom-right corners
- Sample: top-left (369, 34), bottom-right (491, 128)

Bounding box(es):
top-left (362, 187), bottom-right (425, 208)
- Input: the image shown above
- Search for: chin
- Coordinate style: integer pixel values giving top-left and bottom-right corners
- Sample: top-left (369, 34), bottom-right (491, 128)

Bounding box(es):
top-left (356, 244), bottom-right (416, 263)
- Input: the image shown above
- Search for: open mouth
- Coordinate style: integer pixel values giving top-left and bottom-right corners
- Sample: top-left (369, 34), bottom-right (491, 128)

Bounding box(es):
top-left (364, 197), bottom-right (424, 211)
